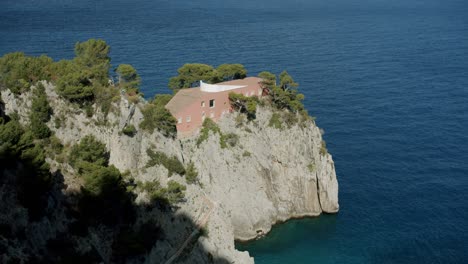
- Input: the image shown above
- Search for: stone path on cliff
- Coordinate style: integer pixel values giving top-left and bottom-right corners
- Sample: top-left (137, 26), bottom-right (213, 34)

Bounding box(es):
top-left (164, 192), bottom-right (216, 264)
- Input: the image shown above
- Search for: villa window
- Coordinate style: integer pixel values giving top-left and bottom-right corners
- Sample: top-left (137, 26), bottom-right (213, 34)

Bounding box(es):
top-left (178, 117), bottom-right (182, 124)
top-left (201, 101), bottom-right (205, 107)
top-left (186, 115), bottom-right (191, 122)
top-left (209, 99), bottom-right (215, 108)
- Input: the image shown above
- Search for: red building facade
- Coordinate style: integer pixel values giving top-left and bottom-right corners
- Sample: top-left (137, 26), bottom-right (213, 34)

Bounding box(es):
top-left (165, 77), bottom-right (263, 137)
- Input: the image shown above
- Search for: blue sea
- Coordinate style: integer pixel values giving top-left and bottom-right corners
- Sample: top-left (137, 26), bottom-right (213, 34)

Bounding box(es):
top-left (1, 0), bottom-right (467, 263)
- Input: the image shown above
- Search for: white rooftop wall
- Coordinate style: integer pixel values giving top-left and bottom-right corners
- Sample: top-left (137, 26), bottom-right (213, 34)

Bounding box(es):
top-left (200, 80), bottom-right (246, 93)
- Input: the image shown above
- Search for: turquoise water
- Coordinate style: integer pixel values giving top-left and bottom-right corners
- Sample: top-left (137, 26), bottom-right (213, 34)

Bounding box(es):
top-left (1, 0), bottom-right (468, 263)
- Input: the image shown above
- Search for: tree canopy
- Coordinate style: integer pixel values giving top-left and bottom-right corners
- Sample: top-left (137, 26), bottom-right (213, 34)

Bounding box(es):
top-left (217, 64), bottom-right (247, 81)
top-left (74, 39), bottom-right (111, 85)
top-left (168, 63), bottom-right (249, 90)
top-left (29, 83), bottom-right (52, 139)
top-left (168, 63), bottom-right (217, 90)
top-left (69, 135), bottom-right (109, 168)
top-left (115, 64), bottom-right (141, 95)
top-left (0, 52), bottom-right (53, 94)
top-left (257, 71), bottom-right (305, 114)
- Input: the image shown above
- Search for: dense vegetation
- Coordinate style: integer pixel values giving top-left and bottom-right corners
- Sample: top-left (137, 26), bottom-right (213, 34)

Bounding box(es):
top-left (0, 52), bottom-right (53, 94)
top-left (0, 39), bottom-right (140, 117)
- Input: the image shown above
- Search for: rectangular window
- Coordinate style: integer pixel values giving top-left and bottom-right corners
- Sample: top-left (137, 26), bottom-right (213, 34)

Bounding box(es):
top-left (209, 99), bottom-right (215, 108)
top-left (178, 117), bottom-right (182, 124)
top-left (186, 115), bottom-right (191, 122)
top-left (201, 101), bottom-right (205, 107)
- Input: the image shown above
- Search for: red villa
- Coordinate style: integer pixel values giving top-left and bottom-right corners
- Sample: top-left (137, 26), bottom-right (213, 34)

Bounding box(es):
top-left (165, 77), bottom-right (263, 137)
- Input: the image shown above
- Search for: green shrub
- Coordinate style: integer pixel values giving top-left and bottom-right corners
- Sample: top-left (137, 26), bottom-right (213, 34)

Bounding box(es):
top-left (307, 163), bottom-right (316, 172)
top-left (197, 118), bottom-right (240, 149)
top-left (139, 179), bottom-right (186, 205)
top-left (29, 82), bottom-right (52, 139)
top-left (69, 135), bottom-right (109, 167)
top-left (185, 162), bottom-right (198, 184)
top-left (94, 83), bottom-right (120, 116)
top-left (166, 180), bottom-right (186, 204)
top-left (146, 149), bottom-right (185, 177)
top-left (122, 124), bottom-right (137, 137)
top-left (137, 180), bottom-right (164, 204)
top-left (80, 163), bottom-right (122, 196)
top-left (268, 113), bottom-right (282, 129)
top-left (242, 151), bottom-right (251, 157)
top-left (220, 133), bottom-right (239, 148)
top-left (55, 69), bottom-right (94, 102)
top-left (77, 163), bottom-right (134, 227)
top-left (197, 118), bottom-right (221, 147)
top-left (228, 93), bottom-right (257, 120)
top-left (140, 94), bottom-right (177, 138)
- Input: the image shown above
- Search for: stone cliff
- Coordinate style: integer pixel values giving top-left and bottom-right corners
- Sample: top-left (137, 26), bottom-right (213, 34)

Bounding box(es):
top-left (1, 82), bottom-right (338, 263)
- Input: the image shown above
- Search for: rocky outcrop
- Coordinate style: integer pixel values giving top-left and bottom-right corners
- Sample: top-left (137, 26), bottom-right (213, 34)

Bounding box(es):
top-left (1, 82), bottom-right (338, 263)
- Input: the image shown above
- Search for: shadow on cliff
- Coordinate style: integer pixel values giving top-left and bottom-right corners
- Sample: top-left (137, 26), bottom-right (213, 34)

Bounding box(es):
top-left (0, 166), bottom-right (231, 264)
top-left (0, 107), bottom-right (231, 263)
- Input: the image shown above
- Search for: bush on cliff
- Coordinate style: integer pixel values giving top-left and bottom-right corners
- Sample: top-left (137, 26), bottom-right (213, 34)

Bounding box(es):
top-left (140, 94), bottom-right (177, 138)
top-left (69, 135), bottom-right (109, 167)
top-left (121, 124), bottom-right (137, 137)
top-left (185, 162), bottom-right (198, 184)
top-left (228, 92), bottom-right (258, 120)
top-left (29, 83), bottom-right (52, 139)
top-left (196, 118), bottom-right (221, 147)
top-left (145, 149), bottom-right (185, 177)
top-left (68, 135), bottom-right (135, 226)
top-left (197, 118), bottom-right (239, 149)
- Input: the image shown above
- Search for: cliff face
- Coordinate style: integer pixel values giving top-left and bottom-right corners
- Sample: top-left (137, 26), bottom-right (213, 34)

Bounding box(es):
top-left (1, 82), bottom-right (338, 263)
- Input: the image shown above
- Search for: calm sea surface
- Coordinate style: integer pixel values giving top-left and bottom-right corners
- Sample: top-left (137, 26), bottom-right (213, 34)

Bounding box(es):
top-left (1, 0), bottom-right (467, 263)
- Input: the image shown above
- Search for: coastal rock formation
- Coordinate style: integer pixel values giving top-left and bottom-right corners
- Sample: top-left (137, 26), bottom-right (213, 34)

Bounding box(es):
top-left (1, 82), bottom-right (338, 263)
